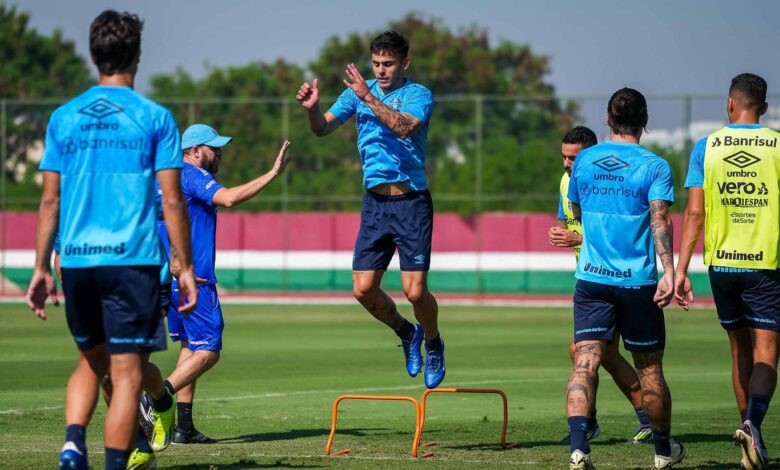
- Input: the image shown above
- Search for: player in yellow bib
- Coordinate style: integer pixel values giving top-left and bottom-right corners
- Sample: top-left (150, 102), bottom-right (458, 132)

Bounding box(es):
top-left (675, 73), bottom-right (780, 470)
top-left (548, 127), bottom-right (651, 446)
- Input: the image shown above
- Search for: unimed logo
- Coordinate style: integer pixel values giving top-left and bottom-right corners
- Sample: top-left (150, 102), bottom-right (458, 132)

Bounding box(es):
top-left (64, 242), bottom-right (126, 256)
top-left (78, 98), bottom-right (124, 119)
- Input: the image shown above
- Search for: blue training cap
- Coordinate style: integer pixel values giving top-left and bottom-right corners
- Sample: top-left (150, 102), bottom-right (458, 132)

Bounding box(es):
top-left (181, 124), bottom-right (232, 150)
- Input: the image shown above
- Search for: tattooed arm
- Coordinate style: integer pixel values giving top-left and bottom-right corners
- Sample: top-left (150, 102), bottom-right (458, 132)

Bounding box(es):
top-left (343, 63), bottom-right (423, 139)
top-left (650, 199), bottom-right (675, 308)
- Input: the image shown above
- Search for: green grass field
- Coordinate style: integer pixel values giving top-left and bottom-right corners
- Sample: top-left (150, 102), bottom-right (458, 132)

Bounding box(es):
top-left (0, 302), bottom-right (777, 469)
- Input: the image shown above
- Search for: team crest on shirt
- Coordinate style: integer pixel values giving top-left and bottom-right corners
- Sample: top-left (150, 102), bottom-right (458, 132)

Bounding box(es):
top-left (389, 97), bottom-right (402, 111)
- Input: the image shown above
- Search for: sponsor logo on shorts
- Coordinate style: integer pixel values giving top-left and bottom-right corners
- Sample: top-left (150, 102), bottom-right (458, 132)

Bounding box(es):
top-left (188, 340), bottom-right (210, 345)
top-left (78, 98), bottom-right (124, 119)
top-left (583, 262), bottom-right (632, 279)
top-left (109, 337), bottom-right (155, 345)
top-left (746, 315), bottom-right (777, 325)
top-left (623, 338), bottom-right (659, 346)
top-left (715, 250), bottom-right (764, 262)
top-left (712, 136), bottom-right (777, 148)
top-left (575, 327), bottom-right (609, 335)
top-left (63, 242), bottom-right (126, 256)
top-left (414, 254), bottom-right (426, 265)
top-left (723, 151), bottom-right (761, 169)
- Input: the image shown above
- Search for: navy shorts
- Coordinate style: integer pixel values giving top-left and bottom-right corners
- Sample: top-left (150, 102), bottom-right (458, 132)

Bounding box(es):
top-left (353, 190), bottom-right (433, 271)
top-left (709, 267), bottom-right (780, 332)
top-left (167, 284), bottom-right (224, 351)
top-left (573, 280), bottom-right (666, 352)
top-left (61, 266), bottom-right (161, 354)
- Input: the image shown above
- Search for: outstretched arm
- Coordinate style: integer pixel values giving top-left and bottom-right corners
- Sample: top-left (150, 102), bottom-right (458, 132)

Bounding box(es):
top-left (674, 187), bottom-right (704, 309)
top-left (296, 79), bottom-right (342, 137)
top-left (649, 199), bottom-right (675, 308)
top-left (343, 64), bottom-right (423, 139)
top-left (212, 140), bottom-right (292, 208)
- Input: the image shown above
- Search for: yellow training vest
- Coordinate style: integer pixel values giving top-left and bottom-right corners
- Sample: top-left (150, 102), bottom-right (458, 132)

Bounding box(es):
top-left (702, 126), bottom-right (780, 269)
top-left (560, 172), bottom-right (582, 259)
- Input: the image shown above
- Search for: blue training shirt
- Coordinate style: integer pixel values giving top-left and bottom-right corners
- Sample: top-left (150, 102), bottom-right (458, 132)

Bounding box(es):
top-left (39, 86), bottom-right (182, 268)
top-left (568, 141), bottom-right (675, 286)
top-left (157, 163), bottom-right (224, 286)
top-left (328, 79), bottom-right (433, 190)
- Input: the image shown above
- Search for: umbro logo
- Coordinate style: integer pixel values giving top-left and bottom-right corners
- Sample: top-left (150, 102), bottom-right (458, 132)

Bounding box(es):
top-left (593, 155), bottom-right (630, 172)
top-left (723, 151), bottom-right (761, 169)
top-left (78, 98), bottom-right (124, 119)
top-left (414, 254), bottom-right (426, 264)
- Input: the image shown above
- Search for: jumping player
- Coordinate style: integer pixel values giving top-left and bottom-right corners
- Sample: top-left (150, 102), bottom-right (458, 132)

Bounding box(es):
top-left (296, 31), bottom-right (443, 388)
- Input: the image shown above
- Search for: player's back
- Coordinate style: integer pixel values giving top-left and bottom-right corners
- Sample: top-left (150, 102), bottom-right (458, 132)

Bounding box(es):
top-left (569, 141), bottom-right (674, 286)
top-left (40, 86), bottom-right (181, 268)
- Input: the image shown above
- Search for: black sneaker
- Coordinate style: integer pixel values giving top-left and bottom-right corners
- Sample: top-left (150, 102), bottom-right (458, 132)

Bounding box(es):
top-left (173, 427), bottom-right (218, 444)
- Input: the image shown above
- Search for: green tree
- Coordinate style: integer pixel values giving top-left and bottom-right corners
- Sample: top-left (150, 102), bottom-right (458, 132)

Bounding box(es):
top-left (1, 4), bottom-right (92, 209)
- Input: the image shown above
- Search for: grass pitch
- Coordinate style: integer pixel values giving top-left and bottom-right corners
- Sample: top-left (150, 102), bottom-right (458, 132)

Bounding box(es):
top-left (0, 302), bottom-right (776, 469)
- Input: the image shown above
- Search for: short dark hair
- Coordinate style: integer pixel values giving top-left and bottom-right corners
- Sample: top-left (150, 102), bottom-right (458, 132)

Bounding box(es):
top-left (607, 88), bottom-right (648, 136)
top-left (562, 126), bottom-right (598, 149)
top-left (370, 30), bottom-right (409, 59)
top-left (89, 10), bottom-right (143, 75)
top-left (729, 73), bottom-right (767, 110)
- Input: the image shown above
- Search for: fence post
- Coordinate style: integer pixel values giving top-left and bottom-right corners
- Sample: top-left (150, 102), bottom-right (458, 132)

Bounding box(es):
top-left (281, 99), bottom-right (290, 292)
top-left (1, 99), bottom-right (6, 295)
top-left (474, 95), bottom-right (484, 294)
top-left (681, 95), bottom-right (692, 208)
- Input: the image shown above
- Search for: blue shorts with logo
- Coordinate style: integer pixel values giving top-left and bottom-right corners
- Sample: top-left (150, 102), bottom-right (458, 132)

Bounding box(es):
top-left (61, 266), bottom-right (161, 353)
top-left (353, 190), bottom-right (433, 272)
top-left (709, 267), bottom-right (780, 332)
top-left (167, 283), bottom-right (224, 351)
top-left (573, 279), bottom-right (665, 352)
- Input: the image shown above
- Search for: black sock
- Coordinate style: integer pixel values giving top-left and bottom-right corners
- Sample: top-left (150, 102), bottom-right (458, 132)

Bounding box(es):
top-left (746, 394), bottom-right (770, 431)
top-left (425, 334), bottom-right (443, 350)
top-left (395, 319), bottom-right (415, 341)
top-left (133, 426), bottom-right (152, 453)
top-left (653, 428), bottom-right (671, 457)
top-left (163, 380), bottom-right (175, 397)
top-left (65, 424), bottom-right (87, 455)
top-left (151, 388), bottom-right (173, 412)
top-left (104, 447), bottom-right (130, 470)
top-left (177, 402), bottom-right (193, 432)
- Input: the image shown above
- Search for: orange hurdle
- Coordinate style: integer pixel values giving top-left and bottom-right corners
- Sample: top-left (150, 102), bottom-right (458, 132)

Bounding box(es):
top-left (325, 394), bottom-right (422, 457)
top-left (417, 388), bottom-right (509, 449)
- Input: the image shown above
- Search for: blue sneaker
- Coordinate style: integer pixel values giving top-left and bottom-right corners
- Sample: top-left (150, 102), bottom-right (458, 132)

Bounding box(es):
top-left (424, 340), bottom-right (446, 389)
top-left (399, 323), bottom-right (424, 377)
top-left (59, 441), bottom-right (88, 470)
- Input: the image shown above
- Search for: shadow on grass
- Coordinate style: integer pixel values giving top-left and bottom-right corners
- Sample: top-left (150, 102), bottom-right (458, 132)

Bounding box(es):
top-left (672, 433), bottom-right (738, 444)
top-left (166, 459), bottom-right (325, 469)
top-left (220, 427), bottom-right (389, 444)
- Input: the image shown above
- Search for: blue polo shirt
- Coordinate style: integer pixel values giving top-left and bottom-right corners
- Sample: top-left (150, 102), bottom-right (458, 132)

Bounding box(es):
top-left (328, 78), bottom-right (433, 190)
top-left (568, 141), bottom-right (675, 286)
top-left (39, 86), bottom-right (182, 268)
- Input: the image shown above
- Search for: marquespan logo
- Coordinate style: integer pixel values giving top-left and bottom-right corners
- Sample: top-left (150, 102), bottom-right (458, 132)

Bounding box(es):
top-left (593, 155), bottom-right (630, 172)
top-left (723, 151), bottom-right (760, 169)
top-left (78, 98), bottom-right (124, 119)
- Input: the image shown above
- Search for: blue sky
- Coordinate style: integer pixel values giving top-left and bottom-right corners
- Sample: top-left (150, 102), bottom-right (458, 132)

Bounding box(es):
top-left (13, 0), bottom-right (780, 136)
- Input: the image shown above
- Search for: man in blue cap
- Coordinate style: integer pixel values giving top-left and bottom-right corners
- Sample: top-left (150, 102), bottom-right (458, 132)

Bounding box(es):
top-left (149, 124), bottom-right (291, 443)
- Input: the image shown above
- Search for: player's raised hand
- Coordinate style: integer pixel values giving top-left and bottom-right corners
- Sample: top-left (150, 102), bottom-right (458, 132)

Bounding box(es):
top-left (673, 272), bottom-right (694, 311)
top-left (343, 63), bottom-right (370, 100)
top-left (25, 268), bottom-right (59, 320)
top-left (271, 140), bottom-right (292, 176)
top-left (296, 79), bottom-right (320, 109)
top-left (653, 271), bottom-right (675, 309)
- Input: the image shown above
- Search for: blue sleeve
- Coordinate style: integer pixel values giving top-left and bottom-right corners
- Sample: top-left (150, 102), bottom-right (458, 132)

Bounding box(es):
top-left (38, 116), bottom-right (62, 172)
top-left (567, 162), bottom-right (581, 205)
top-left (684, 137), bottom-right (707, 188)
top-left (402, 86), bottom-right (433, 123)
top-left (53, 233), bottom-right (61, 254)
top-left (154, 110), bottom-right (183, 172)
top-left (184, 168), bottom-right (224, 207)
top-left (557, 194), bottom-right (566, 220)
top-left (649, 160), bottom-right (675, 205)
top-left (327, 87), bottom-right (358, 123)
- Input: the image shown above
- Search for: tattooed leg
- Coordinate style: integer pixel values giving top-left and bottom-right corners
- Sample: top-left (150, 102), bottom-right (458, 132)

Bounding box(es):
top-left (567, 341), bottom-right (606, 417)
top-left (632, 350), bottom-right (672, 431)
